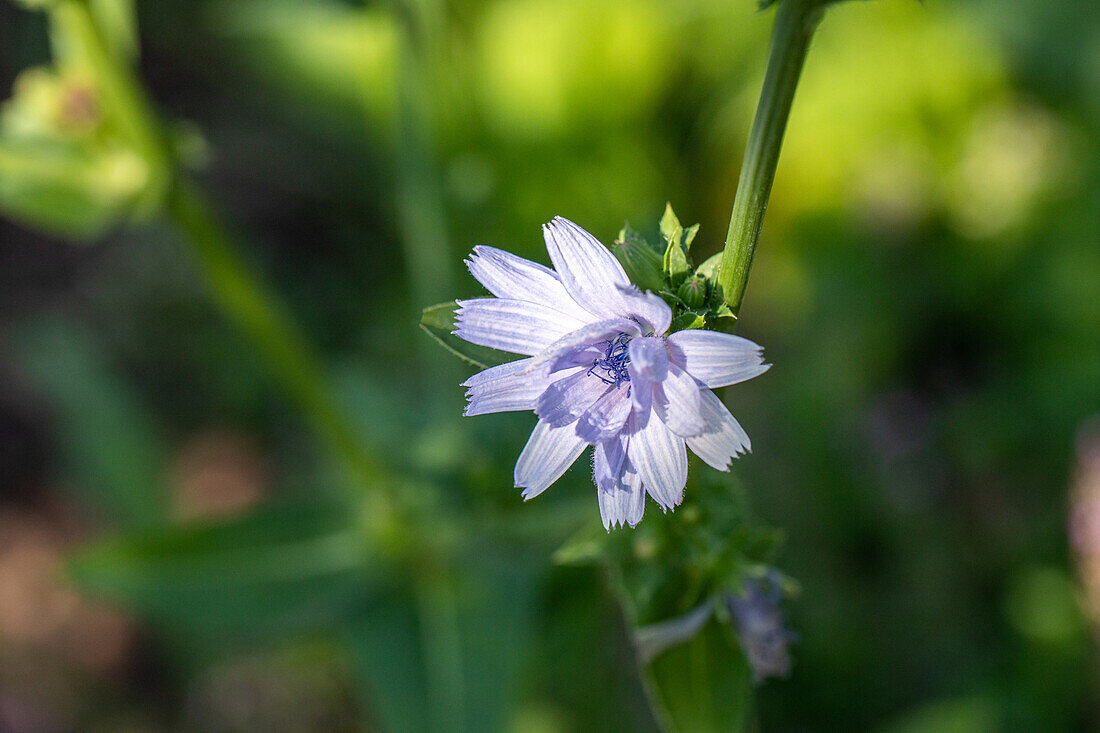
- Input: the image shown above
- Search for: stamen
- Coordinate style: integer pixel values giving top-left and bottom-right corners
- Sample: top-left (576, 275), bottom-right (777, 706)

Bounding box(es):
top-left (587, 333), bottom-right (632, 386)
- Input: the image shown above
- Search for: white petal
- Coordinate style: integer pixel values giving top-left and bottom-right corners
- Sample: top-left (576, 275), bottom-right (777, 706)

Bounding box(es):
top-left (593, 436), bottom-right (627, 492)
top-left (462, 357), bottom-right (532, 388)
top-left (615, 286), bottom-right (673, 336)
top-left (685, 389), bottom-right (751, 471)
top-left (542, 217), bottom-right (629, 316)
top-left (455, 298), bottom-right (588, 355)
top-left (535, 370), bottom-right (609, 428)
top-left (628, 412), bottom-right (687, 511)
top-left (465, 246), bottom-right (594, 323)
top-left (515, 420), bottom-right (588, 500)
top-left (575, 383), bottom-right (631, 443)
top-left (656, 364), bottom-right (707, 437)
top-left (627, 337), bottom-right (667, 416)
top-left (597, 460), bottom-right (645, 530)
top-left (628, 337), bottom-right (669, 383)
top-left (594, 437), bottom-right (644, 529)
top-left (667, 329), bottom-right (771, 388)
top-left (465, 382), bottom-right (541, 416)
top-left (467, 364), bottom-right (581, 417)
top-left (543, 217), bottom-right (672, 334)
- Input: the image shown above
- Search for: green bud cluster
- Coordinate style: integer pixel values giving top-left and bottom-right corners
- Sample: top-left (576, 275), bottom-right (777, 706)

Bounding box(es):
top-left (0, 0), bottom-right (189, 240)
top-left (612, 203), bottom-right (737, 334)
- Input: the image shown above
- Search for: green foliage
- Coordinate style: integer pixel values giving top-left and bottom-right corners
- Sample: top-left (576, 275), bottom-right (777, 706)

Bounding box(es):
top-left (677, 276), bottom-right (708, 309)
top-left (79, 0), bottom-right (139, 64)
top-left (614, 204), bottom-right (738, 333)
top-left (0, 0), bottom-right (165, 239)
top-left (557, 473), bottom-right (787, 731)
top-left (345, 550), bottom-right (538, 733)
top-left (15, 318), bottom-right (168, 528)
top-left (645, 620), bottom-right (754, 733)
top-left (660, 202), bottom-right (692, 286)
top-left (613, 223), bottom-right (666, 293)
top-left (0, 139), bottom-right (141, 238)
top-left (68, 496), bottom-right (372, 639)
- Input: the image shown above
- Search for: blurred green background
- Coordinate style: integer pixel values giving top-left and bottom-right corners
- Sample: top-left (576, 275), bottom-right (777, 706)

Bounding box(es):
top-left (1, 0), bottom-right (1099, 730)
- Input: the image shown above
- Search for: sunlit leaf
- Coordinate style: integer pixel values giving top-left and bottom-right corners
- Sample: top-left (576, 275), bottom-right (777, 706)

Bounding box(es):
top-left (695, 253), bottom-right (722, 281)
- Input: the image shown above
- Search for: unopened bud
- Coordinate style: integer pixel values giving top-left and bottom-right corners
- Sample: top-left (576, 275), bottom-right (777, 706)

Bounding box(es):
top-left (677, 276), bottom-right (707, 309)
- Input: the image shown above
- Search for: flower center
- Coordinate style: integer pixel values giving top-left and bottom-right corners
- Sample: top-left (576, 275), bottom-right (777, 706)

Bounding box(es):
top-left (588, 333), bottom-right (632, 386)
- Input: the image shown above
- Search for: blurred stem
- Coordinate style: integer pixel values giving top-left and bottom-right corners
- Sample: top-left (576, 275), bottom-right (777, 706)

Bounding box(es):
top-left (717, 0), bottom-right (823, 315)
top-left (390, 0), bottom-right (453, 314)
top-left (56, 0), bottom-right (392, 501)
top-left (167, 184), bottom-right (390, 498)
top-left (416, 571), bottom-right (465, 730)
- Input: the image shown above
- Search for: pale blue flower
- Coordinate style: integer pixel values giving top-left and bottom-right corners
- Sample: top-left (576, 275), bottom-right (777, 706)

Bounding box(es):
top-left (455, 217), bottom-right (770, 529)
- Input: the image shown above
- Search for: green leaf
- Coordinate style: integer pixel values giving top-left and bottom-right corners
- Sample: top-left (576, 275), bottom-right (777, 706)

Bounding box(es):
top-left (553, 523), bottom-right (611, 566)
top-left (420, 302), bottom-right (511, 370)
top-left (660, 204), bottom-right (700, 286)
top-left (345, 550), bottom-right (538, 733)
top-left (14, 317), bottom-right (168, 528)
top-left (68, 496), bottom-right (375, 639)
top-left (0, 142), bottom-right (134, 239)
top-left (616, 221), bottom-right (660, 254)
top-left (671, 311), bottom-right (707, 332)
top-left (635, 603), bottom-right (713, 663)
top-left (643, 619), bottom-right (754, 733)
top-left (695, 253), bottom-right (722, 281)
top-left (88, 0), bottom-right (139, 62)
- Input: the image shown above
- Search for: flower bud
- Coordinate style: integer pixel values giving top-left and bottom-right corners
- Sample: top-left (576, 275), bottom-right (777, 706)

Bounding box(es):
top-left (727, 573), bottom-right (795, 683)
top-left (677, 276), bottom-right (707, 309)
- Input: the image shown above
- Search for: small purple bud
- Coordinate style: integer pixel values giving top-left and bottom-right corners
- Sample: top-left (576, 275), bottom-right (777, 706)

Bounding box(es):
top-left (727, 572), bottom-right (795, 682)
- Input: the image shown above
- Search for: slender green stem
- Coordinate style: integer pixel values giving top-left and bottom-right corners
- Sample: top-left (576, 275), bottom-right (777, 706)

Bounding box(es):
top-left (56, 0), bottom-right (391, 500)
top-left (167, 184), bottom-right (389, 496)
top-left (717, 0), bottom-right (823, 315)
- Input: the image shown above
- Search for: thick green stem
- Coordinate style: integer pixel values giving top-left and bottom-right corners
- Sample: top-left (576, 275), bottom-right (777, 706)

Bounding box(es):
top-left (717, 0), bottom-right (823, 315)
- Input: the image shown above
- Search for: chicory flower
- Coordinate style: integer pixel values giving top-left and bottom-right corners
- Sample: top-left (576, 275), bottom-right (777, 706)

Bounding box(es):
top-left (455, 217), bottom-right (769, 529)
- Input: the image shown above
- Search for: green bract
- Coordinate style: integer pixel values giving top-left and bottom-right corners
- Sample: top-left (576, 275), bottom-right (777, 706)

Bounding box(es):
top-left (612, 203), bottom-right (737, 335)
top-left (613, 223), bottom-right (665, 293)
